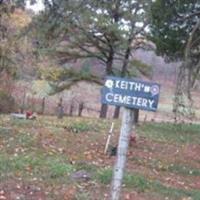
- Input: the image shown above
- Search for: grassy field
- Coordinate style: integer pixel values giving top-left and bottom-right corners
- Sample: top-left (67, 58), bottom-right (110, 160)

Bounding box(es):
top-left (0, 115), bottom-right (200, 200)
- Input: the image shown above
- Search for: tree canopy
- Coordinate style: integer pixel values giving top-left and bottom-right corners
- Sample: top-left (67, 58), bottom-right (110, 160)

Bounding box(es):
top-left (32, 0), bottom-right (152, 118)
top-left (34, 0), bottom-right (151, 73)
top-left (0, 0), bottom-right (33, 77)
top-left (150, 0), bottom-right (200, 120)
top-left (150, 0), bottom-right (200, 61)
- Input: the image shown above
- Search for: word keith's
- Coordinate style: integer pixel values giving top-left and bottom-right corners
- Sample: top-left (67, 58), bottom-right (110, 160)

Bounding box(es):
top-left (105, 79), bottom-right (150, 92)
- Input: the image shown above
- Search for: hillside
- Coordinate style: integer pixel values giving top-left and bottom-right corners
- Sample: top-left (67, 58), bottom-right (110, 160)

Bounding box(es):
top-left (12, 47), bottom-right (200, 123)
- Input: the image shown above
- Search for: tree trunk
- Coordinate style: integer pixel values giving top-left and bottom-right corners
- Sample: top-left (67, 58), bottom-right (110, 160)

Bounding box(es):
top-left (111, 107), bottom-right (135, 200)
top-left (78, 102), bottom-right (84, 117)
top-left (100, 103), bottom-right (108, 118)
top-left (57, 97), bottom-right (64, 119)
top-left (134, 109), bottom-right (139, 124)
top-left (31, 97), bottom-right (35, 112)
top-left (113, 106), bottom-right (120, 119)
top-left (173, 62), bottom-right (194, 122)
top-left (173, 20), bottom-right (200, 122)
top-left (100, 47), bottom-right (114, 118)
top-left (41, 97), bottom-right (45, 114)
top-left (69, 101), bottom-right (74, 117)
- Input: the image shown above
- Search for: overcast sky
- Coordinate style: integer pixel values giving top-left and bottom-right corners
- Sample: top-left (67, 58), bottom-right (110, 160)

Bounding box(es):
top-left (26, 0), bottom-right (45, 13)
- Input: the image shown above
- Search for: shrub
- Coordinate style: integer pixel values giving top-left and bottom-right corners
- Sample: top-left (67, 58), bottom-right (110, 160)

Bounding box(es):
top-left (0, 89), bottom-right (16, 113)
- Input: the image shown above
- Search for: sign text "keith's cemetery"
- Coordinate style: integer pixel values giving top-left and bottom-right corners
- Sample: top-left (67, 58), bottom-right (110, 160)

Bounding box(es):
top-left (101, 76), bottom-right (160, 111)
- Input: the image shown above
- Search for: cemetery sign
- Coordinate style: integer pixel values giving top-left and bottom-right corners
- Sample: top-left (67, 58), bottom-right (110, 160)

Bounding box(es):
top-left (101, 76), bottom-right (160, 111)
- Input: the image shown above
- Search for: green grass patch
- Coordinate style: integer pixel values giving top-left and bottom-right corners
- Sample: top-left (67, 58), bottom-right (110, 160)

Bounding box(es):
top-left (10, 118), bottom-right (37, 127)
top-left (168, 163), bottom-right (200, 176)
top-left (150, 159), bottom-right (200, 176)
top-left (0, 154), bottom-right (11, 173)
top-left (0, 126), bottom-right (12, 135)
top-left (131, 157), bottom-right (200, 176)
top-left (17, 132), bottom-right (37, 147)
top-left (152, 181), bottom-right (200, 200)
top-left (75, 161), bottom-right (97, 173)
top-left (138, 122), bottom-right (200, 144)
top-left (0, 153), bottom-right (44, 179)
top-left (1, 131), bottom-right (37, 154)
top-left (75, 192), bottom-right (92, 200)
top-left (96, 168), bottom-right (113, 185)
top-left (96, 168), bottom-right (200, 199)
top-left (96, 168), bottom-right (151, 192)
top-left (124, 173), bottom-right (151, 192)
top-left (47, 158), bottom-right (74, 178)
top-left (0, 152), bottom-right (74, 181)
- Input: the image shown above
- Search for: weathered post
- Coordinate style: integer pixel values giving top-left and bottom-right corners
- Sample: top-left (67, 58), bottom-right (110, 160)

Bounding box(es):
top-left (57, 97), bottom-right (64, 119)
top-left (111, 107), bottom-right (134, 200)
top-left (104, 122), bottom-right (114, 154)
top-left (41, 97), bottom-right (45, 114)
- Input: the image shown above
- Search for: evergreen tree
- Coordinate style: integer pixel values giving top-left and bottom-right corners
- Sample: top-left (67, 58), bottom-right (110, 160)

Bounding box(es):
top-left (34, 0), bottom-right (152, 118)
top-left (150, 0), bottom-right (200, 121)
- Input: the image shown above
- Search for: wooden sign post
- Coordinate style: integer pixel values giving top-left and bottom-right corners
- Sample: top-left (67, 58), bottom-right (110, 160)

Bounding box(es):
top-left (111, 107), bottom-right (134, 200)
top-left (101, 76), bottom-right (160, 200)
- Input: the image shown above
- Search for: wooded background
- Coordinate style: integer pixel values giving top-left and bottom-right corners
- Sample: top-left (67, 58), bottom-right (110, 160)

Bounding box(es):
top-left (1, 0), bottom-right (200, 122)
